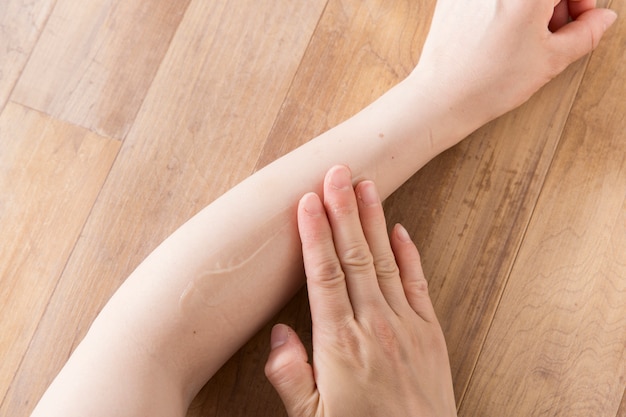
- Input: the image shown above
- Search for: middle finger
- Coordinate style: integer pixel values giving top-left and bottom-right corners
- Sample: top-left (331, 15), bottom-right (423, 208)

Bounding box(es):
top-left (323, 165), bottom-right (386, 314)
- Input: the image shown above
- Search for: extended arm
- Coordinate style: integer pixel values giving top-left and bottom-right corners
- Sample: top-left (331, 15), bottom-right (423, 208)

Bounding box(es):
top-left (31, 1), bottom-right (616, 416)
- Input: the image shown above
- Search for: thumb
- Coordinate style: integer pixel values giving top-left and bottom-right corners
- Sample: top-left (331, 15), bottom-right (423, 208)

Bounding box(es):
top-left (264, 324), bottom-right (318, 417)
top-left (551, 8), bottom-right (617, 64)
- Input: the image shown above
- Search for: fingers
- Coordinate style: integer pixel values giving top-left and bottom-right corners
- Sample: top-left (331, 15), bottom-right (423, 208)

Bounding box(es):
top-left (300, 165), bottom-right (435, 327)
top-left (265, 324), bottom-right (318, 417)
top-left (298, 192), bottom-right (353, 324)
top-left (549, 0), bottom-right (601, 32)
top-left (390, 224), bottom-right (438, 323)
top-left (355, 181), bottom-right (411, 313)
top-left (550, 7), bottom-right (617, 64)
top-left (568, 0), bottom-right (598, 20)
top-left (299, 165), bottom-right (412, 326)
top-left (549, 1), bottom-right (570, 32)
top-left (321, 166), bottom-right (387, 314)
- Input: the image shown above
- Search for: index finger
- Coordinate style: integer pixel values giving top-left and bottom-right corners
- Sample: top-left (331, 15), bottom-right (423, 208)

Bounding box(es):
top-left (298, 192), bottom-right (353, 326)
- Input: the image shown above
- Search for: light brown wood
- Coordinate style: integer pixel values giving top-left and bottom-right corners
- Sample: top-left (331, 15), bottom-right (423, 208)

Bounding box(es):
top-left (254, 0), bottom-right (435, 168)
top-left (384, 60), bottom-right (596, 402)
top-left (0, 102), bottom-right (120, 404)
top-left (255, 0), bottom-right (607, 404)
top-left (11, 0), bottom-right (191, 139)
top-left (1, 1), bottom-right (327, 415)
top-left (1, 0), bottom-right (624, 416)
top-left (459, 0), bottom-right (626, 415)
top-left (0, 0), bottom-right (56, 111)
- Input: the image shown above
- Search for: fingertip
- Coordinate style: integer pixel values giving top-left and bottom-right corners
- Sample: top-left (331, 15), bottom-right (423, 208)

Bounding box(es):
top-left (391, 223), bottom-right (420, 265)
top-left (270, 323), bottom-right (291, 350)
top-left (390, 225), bottom-right (438, 322)
top-left (265, 324), bottom-right (308, 378)
top-left (265, 324), bottom-right (317, 416)
top-left (550, 7), bottom-right (616, 70)
top-left (566, 7), bottom-right (616, 41)
top-left (325, 164), bottom-right (353, 191)
top-left (355, 180), bottom-right (381, 207)
top-left (298, 192), bottom-right (328, 245)
top-left (604, 9), bottom-right (618, 30)
top-left (393, 223), bottom-right (413, 243)
top-left (299, 192), bottom-right (324, 217)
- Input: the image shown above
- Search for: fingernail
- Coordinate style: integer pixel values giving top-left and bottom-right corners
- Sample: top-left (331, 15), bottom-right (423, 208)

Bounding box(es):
top-left (329, 166), bottom-right (352, 190)
top-left (606, 10), bottom-right (618, 28)
top-left (395, 223), bottom-right (412, 242)
top-left (301, 193), bottom-right (324, 216)
top-left (271, 324), bottom-right (289, 349)
top-left (357, 181), bottom-right (380, 206)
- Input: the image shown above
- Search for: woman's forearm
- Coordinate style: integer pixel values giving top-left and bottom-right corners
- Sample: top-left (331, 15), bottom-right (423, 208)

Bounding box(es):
top-left (80, 73), bottom-right (476, 398)
top-left (32, 1), bottom-right (617, 413)
top-left (31, 66), bottom-right (470, 417)
top-left (105, 74), bottom-right (474, 391)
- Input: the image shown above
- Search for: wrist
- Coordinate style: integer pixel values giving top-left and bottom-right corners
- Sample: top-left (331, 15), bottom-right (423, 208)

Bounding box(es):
top-left (400, 70), bottom-right (489, 152)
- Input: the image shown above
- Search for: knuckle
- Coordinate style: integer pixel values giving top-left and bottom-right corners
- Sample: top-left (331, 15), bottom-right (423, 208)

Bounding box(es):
top-left (416, 324), bottom-right (447, 354)
top-left (309, 256), bottom-right (345, 288)
top-left (411, 277), bottom-right (428, 295)
top-left (405, 276), bottom-right (430, 299)
top-left (331, 322), bottom-right (368, 365)
top-left (374, 255), bottom-right (399, 280)
top-left (369, 317), bottom-right (402, 355)
top-left (327, 201), bottom-right (356, 219)
top-left (341, 244), bottom-right (373, 271)
top-left (264, 356), bottom-right (283, 381)
top-left (334, 322), bottom-right (361, 349)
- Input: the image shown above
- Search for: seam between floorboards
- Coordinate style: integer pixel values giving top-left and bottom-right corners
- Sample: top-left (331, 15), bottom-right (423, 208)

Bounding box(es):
top-left (0, 0), bottom-right (59, 119)
top-left (251, 0), bottom-right (330, 174)
top-left (0, 140), bottom-right (124, 415)
top-left (455, 50), bottom-right (597, 414)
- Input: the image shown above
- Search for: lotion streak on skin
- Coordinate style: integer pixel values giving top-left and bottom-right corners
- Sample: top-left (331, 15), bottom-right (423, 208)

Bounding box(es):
top-left (178, 216), bottom-right (293, 311)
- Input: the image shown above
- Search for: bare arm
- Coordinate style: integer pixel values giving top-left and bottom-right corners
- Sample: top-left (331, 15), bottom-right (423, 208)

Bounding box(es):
top-left (72, 73), bottom-right (463, 399)
top-left (31, 0), bottom-right (617, 416)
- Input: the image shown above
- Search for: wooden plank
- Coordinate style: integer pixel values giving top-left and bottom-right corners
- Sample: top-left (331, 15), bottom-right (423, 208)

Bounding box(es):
top-left (0, 102), bottom-right (120, 407)
top-left (383, 61), bottom-right (592, 402)
top-left (11, 0), bottom-right (191, 139)
top-left (0, 1), bottom-right (326, 415)
top-left (0, 0), bottom-right (56, 112)
top-left (254, 0), bottom-right (435, 168)
top-left (252, 0), bottom-right (600, 406)
top-left (459, 1), bottom-right (626, 414)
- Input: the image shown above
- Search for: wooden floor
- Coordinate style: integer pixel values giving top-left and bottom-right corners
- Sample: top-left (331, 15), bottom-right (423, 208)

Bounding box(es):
top-left (1, 1), bottom-right (625, 416)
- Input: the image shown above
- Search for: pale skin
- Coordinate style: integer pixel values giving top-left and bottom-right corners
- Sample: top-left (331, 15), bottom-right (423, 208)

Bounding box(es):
top-left (266, 165), bottom-right (457, 416)
top-left (31, 0), bottom-right (617, 416)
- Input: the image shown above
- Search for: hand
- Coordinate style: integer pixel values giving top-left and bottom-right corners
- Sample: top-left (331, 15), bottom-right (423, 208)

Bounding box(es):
top-left (265, 165), bottom-right (457, 417)
top-left (412, 0), bottom-right (617, 125)
top-left (549, 0), bottom-right (609, 32)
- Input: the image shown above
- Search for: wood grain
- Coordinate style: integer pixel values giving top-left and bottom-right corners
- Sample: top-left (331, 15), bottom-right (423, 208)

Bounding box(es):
top-left (383, 58), bottom-right (594, 402)
top-left (459, 0), bottom-right (626, 414)
top-left (0, 1), bottom-right (327, 415)
top-left (0, 102), bottom-right (120, 406)
top-left (254, 0), bottom-right (434, 169)
top-left (11, 0), bottom-right (191, 139)
top-left (0, 0), bottom-right (624, 416)
top-left (0, 0), bottom-right (56, 112)
top-left (254, 0), bottom-right (601, 405)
